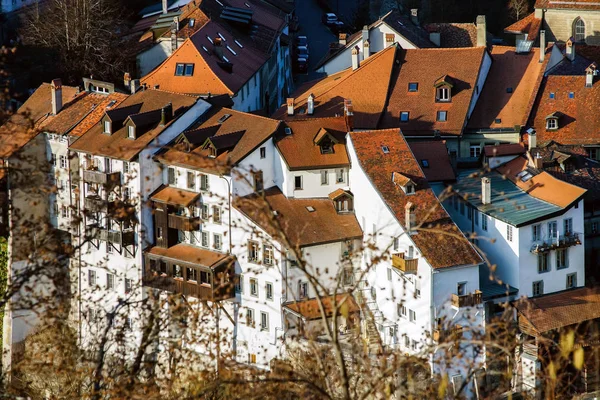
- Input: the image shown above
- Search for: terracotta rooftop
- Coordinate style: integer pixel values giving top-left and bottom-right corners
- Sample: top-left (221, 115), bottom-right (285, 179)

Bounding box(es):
top-left (380, 46), bottom-right (486, 137)
top-left (350, 129), bottom-right (481, 269)
top-left (528, 74), bottom-right (600, 146)
top-left (156, 107), bottom-right (280, 172)
top-left (273, 44), bottom-right (398, 129)
top-left (328, 188), bottom-right (352, 201)
top-left (504, 13), bottom-right (542, 41)
top-left (483, 143), bottom-right (526, 157)
top-left (535, 0), bottom-right (600, 9)
top-left (516, 286), bottom-right (600, 335)
top-left (424, 22), bottom-right (479, 47)
top-left (277, 117), bottom-right (350, 171)
top-left (0, 82), bottom-right (80, 159)
top-left (283, 294), bottom-right (360, 320)
top-left (150, 185), bottom-right (202, 206)
top-left (408, 140), bottom-right (456, 181)
top-left (467, 46), bottom-right (546, 130)
top-left (235, 187), bottom-right (363, 248)
top-left (70, 89), bottom-right (199, 161)
top-left (146, 243), bottom-right (233, 269)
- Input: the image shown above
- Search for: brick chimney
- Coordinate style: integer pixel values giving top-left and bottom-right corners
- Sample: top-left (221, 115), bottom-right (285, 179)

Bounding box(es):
top-left (130, 79), bottom-right (140, 94)
top-left (539, 30), bottom-right (546, 63)
top-left (566, 37), bottom-right (575, 62)
top-left (362, 25), bottom-right (369, 42)
top-left (405, 202), bottom-right (416, 234)
top-left (162, 0), bottom-right (168, 14)
top-left (351, 46), bottom-right (360, 70)
top-left (344, 99), bottom-right (354, 131)
top-left (586, 62), bottom-right (597, 87)
top-left (51, 78), bottom-right (62, 115)
top-left (339, 33), bottom-right (347, 46)
top-left (528, 128), bottom-right (537, 150)
top-left (363, 40), bottom-right (370, 59)
top-left (123, 72), bottom-right (131, 89)
top-left (286, 98), bottom-right (294, 116)
top-left (214, 37), bottom-right (224, 60)
top-left (410, 9), bottom-right (419, 25)
top-left (307, 93), bottom-right (314, 115)
top-left (476, 15), bottom-right (487, 47)
top-left (481, 177), bottom-right (491, 205)
top-left (160, 103), bottom-right (173, 126)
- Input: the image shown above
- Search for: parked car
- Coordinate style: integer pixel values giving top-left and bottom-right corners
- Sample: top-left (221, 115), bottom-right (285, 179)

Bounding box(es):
top-left (297, 46), bottom-right (309, 61)
top-left (322, 13), bottom-right (338, 26)
top-left (296, 58), bottom-right (308, 73)
top-left (295, 35), bottom-right (308, 49)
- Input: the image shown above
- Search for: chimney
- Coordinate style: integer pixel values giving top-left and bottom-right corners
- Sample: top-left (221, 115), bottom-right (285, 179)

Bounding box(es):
top-left (51, 78), bottom-right (62, 115)
top-left (534, 152), bottom-right (543, 169)
top-left (214, 37), bottom-right (224, 60)
top-left (171, 29), bottom-right (178, 54)
top-left (344, 99), bottom-right (354, 131)
top-left (476, 15), bottom-right (487, 47)
top-left (162, 0), bottom-right (168, 14)
top-left (307, 93), bottom-right (315, 115)
top-left (362, 25), bottom-right (369, 42)
top-left (481, 177), bottom-right (491, 205)
top-left (130, 79), bottom-right (140, 94)
top-left (410, 9), bottom-right (419, 25)
top-left (586, 63), bottom-right (597, 87)
top-left (351, 46), bottom-right (360, 70)
top-left (339, 33), bottom-right (347, 46)
top-left (363, 40), bottom-right (370, 59)
top-left (160, 103), bottom-right (173, 126)
top-left (429, 32), bottom-right (441, 47)
top-left (528, 128), bottom-right (537, 150)
top-left (123, 72), bottom-right (131, 88)
top-left (566, 37), bottom-right (575, 62)
top-left (286, 98), bottom-right (294, 116)
top-left (405, 202), bottom-right (416, 234)
top-left (173, 16), bottom-right (179, 32)
top-left (539, 30), bottom-right (546, 63)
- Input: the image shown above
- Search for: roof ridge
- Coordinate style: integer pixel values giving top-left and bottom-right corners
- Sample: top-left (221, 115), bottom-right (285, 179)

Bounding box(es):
top-left (145, 87), bottom-right (201, 100)
top-left (221, 107), bottom-right (280, 124)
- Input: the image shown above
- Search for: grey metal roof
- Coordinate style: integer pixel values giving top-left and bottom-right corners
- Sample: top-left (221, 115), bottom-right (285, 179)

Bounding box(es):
top-left (453, 169), bottom-right (564, 226)
top-left (480, 280), bottom-right (518, 300)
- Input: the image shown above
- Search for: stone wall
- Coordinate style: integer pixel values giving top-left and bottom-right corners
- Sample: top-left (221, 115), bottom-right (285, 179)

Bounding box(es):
top-left (543, 9), bottom-right (600, 45)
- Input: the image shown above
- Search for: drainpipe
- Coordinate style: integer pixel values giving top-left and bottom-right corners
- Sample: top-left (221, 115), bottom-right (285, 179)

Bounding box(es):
top-left (218, 175), bottom-right (232, 254)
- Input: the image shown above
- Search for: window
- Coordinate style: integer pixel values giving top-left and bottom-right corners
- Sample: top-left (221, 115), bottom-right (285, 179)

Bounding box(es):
top-left (60, 155), bottom-right (67, 169)
top-left (104, 120), bottom-right (111, 134)
top-left (546, 118), bottom-right (558, 130)
top-left (187, 171), bottom-right (195, 190)
top-left (437, 86), bottom-right (450, 102)
top-left (173, 265), bottom-right (183, 279)
top-left (61, 206), bottom-right (68, 218)
top-left (574, 18), bottom-right (586, 42)
top-left (320, 170), bottom-right (328, 185)
top-left (259, 147), bottom-right (266, 159)
top-left (436, 111), bottom-right (447, 122)
top-left (459, 201), bottom-right (465, 215)
top-left (88, 270), bottom-right (96, 286)
top-left (457, 282), bottom-right (466, 296)
top-left (507, 225), bottom-right (513, 242)
top-left (421, 159), bottom-right (429, 168)
top-left (125, 278), bottom-right (132, 294)
top-left (212, 206), bottom-right (221, 224)
top-left (532, 280), bottom-right (544, 296)
top-left (593, 222), bottom-right (599, 234)
top-left (469, 145), bottom-right (481, 158)
top-left (201, 204), bottom-right (209, 220)
top-left (248, 241), bottom-right (259, 262)
top-left (567, 272), bottom-right (577, 289)
top-left (393, 237), bottom-right (399, 251)
top-left (467, 206), bottom-right (473, 221)
top-left (250, 278), bottom-right (258, 296)
top-left (246, 308), bottom-right (255, 326)
top-left (106, 274), bottom-right (115, 290)
top-left (263, 245), bottom-right (273, 265)
top-left (532, 224), bottom-right (541, 241)
top-left (175, 63), bottom-right (195, 76)
top-left (548, 221), bottom-right (558, 239)
top-left (474, 209), bottom-right (479, 226)
top-left (343, 268), bottom-right (354, 285)
top-left (213, 233), bottom-right (222, 250)
top-left (569, 92), bottom-right (575, 99)
top-left (235, 274), bottom-right (243, 293)
top-left (409, 309), bottom-right (416, 323)
top-left (398, 304), bottom-right (407, 318)
top-left (387, 268), bottom-right (392, 281)
top-left (298, 281), bottom-right (308, 299)
top-left (201, 231), bottom-right (209, 247)
top-left (336, 169), bottom-right (345, 183)
top-left (549, 92), bottom-right (555, 99)
top-left (123, 161), bottom-right (130, 174)
top-left (538, 252), bottom-right (550, 273)
top-left (50, 153), bottom-right (56, 166)
top-left (408, 82), bottom-right (418, 92)
top-left (186, 267), bottom-right (197, 282)
top-left (557, 248), bottom-right (568, 269)
top-left (415, 279), bottom-right (421, 297)
top-left (127, 125), bottom-right (135, 139)
top-left (564, 218), bottom-right (573, 235)
top-left (294, 176), bottom-right (302, 190)
top-left (260, 312), bottom-right (269, 331)
top-left (168, 167), bottom-right (176, 185)
top-left (200, 174), bottom-right (209, 191)
top-left (175, 63), bottom-right (184, 75)
top-left (266, 282), bottom-right (273, 300)
top-left (589, 148), bottom-right (599, 160)
top-left (400, 112), bottom-right (409, 122)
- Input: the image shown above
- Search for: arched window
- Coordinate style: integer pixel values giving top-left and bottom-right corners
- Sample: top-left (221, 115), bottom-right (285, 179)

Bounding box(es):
top-left (574, 18), bottom-right (586, 42)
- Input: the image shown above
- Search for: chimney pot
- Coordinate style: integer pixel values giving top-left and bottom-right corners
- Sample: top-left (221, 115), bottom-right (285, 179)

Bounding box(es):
top-left (307, 93), bottom-right (315, 115)
top-left (123, 72), bottom-right (131, 88)
top-left (160, 103), bottom-right (173, 126)
top-left (410, 9), bottom-right (419, 25)
top-left (162, 0), bottom-right (168, 14)
top-left (586, 63), bottom-right (597, 87)
top-left (528, 128), bottom-right (537, 150)
top-left (214, 37), bottom-right (224, 60)
top-left (339, 33), bottom-right (347, 46)
top-left (539, 30), bottom-right (546, 63)
top-left (476, 15), bottom-right (487, 47)
top-left (405, 201), bottom-right (416, 234)
top-left (481, 177), bottom-right (491, 205)
top-left (344, 99), bottom-right (354, 131)
top-left (351, 46), bottom-right (360, 70)
top-left (566, 37), bottom-right (576, 62)
top-left (363, 40), bottom-right (370, 59)
top-left (286, 98), bottom-right (294, 116)
top-left (51, 78), bottom-right (62, 115)
top-left (362, 25), bottom-right (369, 42)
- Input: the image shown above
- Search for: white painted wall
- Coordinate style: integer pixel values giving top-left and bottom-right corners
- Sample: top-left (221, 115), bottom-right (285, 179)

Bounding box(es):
top-left (232, 72), bottom-right (263, 113)
top-left (467, 51), bottom-right (493, 120)
top-left (138, 40), bottom-right (176, 77)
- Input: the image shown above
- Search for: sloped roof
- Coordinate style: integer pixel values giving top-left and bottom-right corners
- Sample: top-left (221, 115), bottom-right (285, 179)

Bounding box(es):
top-left (235, 187), bottom-right (363, 248)
top-left (283, 294), bottom-right (360, 320)
top-left (424, 22), bottom-right (479, 47)
top-left (504, 13), bottom-right (542, 41)
top-left (146, 243), bottom-right (233, 269)
top-left (468, 46), bottom-right (547, 130)
top-left (409, 140), bottom-right (456, 181)
top-left (350, 128), bottom-right (481, 269)
top-left (483, 143), bottom-right (526, 157)
top-left (535, 0), bottom-right (600, 10)
top-left (150, 185), bottom-right (202, 206)
top-left (277, 117), bottom-right (350, 170)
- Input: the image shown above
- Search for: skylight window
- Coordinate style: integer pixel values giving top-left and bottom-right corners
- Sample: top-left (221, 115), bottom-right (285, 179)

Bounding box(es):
top-left (235, 39), bottom-right (244, 48)
top-left (202, 45), bottom-right (209, 53)
top-left (549, 92), bottom-right (555, 99)
top-left (495, 118), bottom-right (502, 124)
top-left (306, 206), bottom-right (315, 212)
top-left (189, 18), bottom-right (195, 27)
top-left (506, 87), bottom-right (513, 93)
top-left (216, 0), bottom-right (223, 5)
top-left (400, 112), bottom-right (409, 122)
top-left (382, 146), bottom-right (390, 154)
top-left (408, 82), bottom-right (418, 92)
top-left (222, 55), bottom-right (230, 63)
top-left (421, 159), bottom-right (429, 168)
top-left (218, 33), bottom-right (227, 41)
top-left (227, 45), bottom-right (237, 56)
top-left (244, 2), bottom-right (251, 7)
top-left (569, 92), bottom-right (575, 99)
top-left (217, 114), bottom-right (232, 123)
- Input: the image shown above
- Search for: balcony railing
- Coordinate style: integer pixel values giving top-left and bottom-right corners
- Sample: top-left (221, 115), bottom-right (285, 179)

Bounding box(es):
top-left (86, 224), bottom-right (135, 246)
top-left (83, 170), bottom-right (121, 187)
top-left (433, 324), bottom-right (463, 342)
top-left (451, 290), bottom-right (483, 308)
top-left (392, 253), bottom-right (418, 274)
top-left (530, 232), bottom-right (582, 253)
top-left (168, 214), bottom-right (201, 231)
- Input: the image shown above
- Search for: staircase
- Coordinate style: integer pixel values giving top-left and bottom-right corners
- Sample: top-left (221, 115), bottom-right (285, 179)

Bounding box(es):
top-left (356, 283), bottom-right (383, 355)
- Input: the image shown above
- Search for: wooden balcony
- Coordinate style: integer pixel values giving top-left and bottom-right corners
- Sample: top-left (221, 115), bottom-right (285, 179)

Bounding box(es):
top-left (392, 253), bottom-right (418, 274)
top-left (433, 324), bottom-right (463, 342)
top-left (168, 213), bottom-right (201, 231)
top-left (451, 290), bottom-right (483, 308)
top-left (86, 225), bottom-right (135, 246)
top-left (530, 232), bottom-right (582, 253)
top-left (144, 275), bottom-right (215, 300)
top-left (83, 170), bottom-right (121, 187)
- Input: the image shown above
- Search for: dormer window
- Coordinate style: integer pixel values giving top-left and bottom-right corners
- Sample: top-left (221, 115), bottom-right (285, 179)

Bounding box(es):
top-left (314, 128), bottom-right (339, 155)
top-left (320, 140), bottom-right (334, 154)
top-left (329, 189), bottom-right (354, 214)
top-left (545, 112), bottom-right (561, 131)
top-left (437, 86), bottom-right (450, 102)
top-left (104, 120), bottom-right (111, 134)
top-left (127, 125), bottom-right (135, 139)
top-left (209, 145), bottom-right (217, 158)
top-left (434, 75), bottom-right (454, 103)
top-left (392, 172), bottom-right (416, 195)
top-left (400, 112), bottom-right (409, 122)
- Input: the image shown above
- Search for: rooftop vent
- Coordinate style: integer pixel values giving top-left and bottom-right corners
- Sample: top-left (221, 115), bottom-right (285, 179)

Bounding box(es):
top-left (306, 206), bottom-right (315, 212)
top-left (382, 145), bottom-right (390, 154)
top-left (218, 114), bottom-right (232, 123)
top-left (516, 170), bottom-right (533, 182)
top-left (284, 127), bottom-right (292, 135)
top-left (221, 6), bottom-right (253, 25)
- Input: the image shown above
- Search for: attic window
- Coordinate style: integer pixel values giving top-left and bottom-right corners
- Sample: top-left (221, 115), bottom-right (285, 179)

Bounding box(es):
top-left (189, 18), bottom-right (195, 27)
top-left (569, 92), bottom-right (575, 99)
top-left (218, 114), bottom-right (232, 123)
top-left (382, 145), bottom-right (390, 154)
top-left (392, 172), bottom-right (416, 195)
top-left (320, 140), bottom-right (334, 154)
top-left (400, 112), bottom-right (409, 122)
top-left (306, 206), bottom-right (315, 212)
top-left (506, 87), bottom-right (513, 94)
top-left (494, 118), bottom-right (502, 124)
top-left (175, 63), bottom-right (194, 76)
top-left (436, 111), bottom-right (447, 122)
top-left (546, 118), bottom-right (558, 130)
top-left (104, 120), bottom-right (111, 134)
top-left (421, 159), bottom-right (429, 168)
top-left (549, 92), bottom-right (555, 99)
top-left (284, 127), bottom-right (292, 135)
top-left (127, 126), bottom-right (135, 139)
top-left (436, 87), bottom-right (450, 102)
top-left (408, 82), bottom-right (418, 92)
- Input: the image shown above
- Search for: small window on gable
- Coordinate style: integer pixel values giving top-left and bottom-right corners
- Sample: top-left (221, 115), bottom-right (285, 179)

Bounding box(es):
top-left (408, 82), bottom-right (418, 92)
top-left (421, 159), bottom-right (429, 168)
top-left (400, 112), bottom-right (409, 122)
top-left (175, 63), bottom-right (185, 76)
top-left (506, 87), bottom-right (513, 93)
top-left (184, 64), bottom-right (194, 76)
top-left (127, 125), bottom-right (135, 139)
top-left (104, 120), bottom-right (111, 134)
top-left (547, 118), bottom-right (558, 130)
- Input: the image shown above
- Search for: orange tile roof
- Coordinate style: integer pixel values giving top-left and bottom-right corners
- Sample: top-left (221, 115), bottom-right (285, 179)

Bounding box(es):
top-left (483, 143), bottom-right (526, 157)
top-left (497, 156), bottom-right (586, 207)
top-left (380, 47), bottom-right (486, 136)
top-left (273, 45), bottom-right (398, 129)
top-left (70, 89), bottom-right (199, 161)
top-left (350, 129), bottom-right (481, 269)
top-left (277, 117), bottom-right (350, 170)
top-left (528, 74), bottom-right (600, 145)
top-left (235, 187), bottom-right (363, 248)
top-left (515, 286), bottom-right (600, 334)
top-left (150, 185), bottom-right (202, 206)
top-left (328, 188), bottom-right (352, 201)
top-left (283, 294), bottom-right (360, 320)
top-left (0, 82), bottom-right (80, 159)
top-left (408, 140), bottom-right (456, 181)
top-left (467, 46), bottom-right (546, 130)
top-left (535, 0), bottom-right (600, 9)
top-left (504, 13), bottom-right (542, 41)
top-left (158, 0), bottom-right (209, 41)
top-left (424, 22), bottom-right (479, 47)
top-left (146, 243), bottom-right (232, 269)
top-left (156, 107), bottom-right (280, 171)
